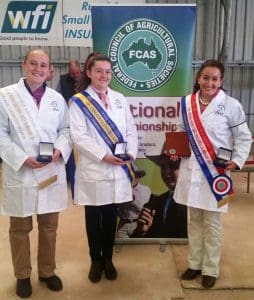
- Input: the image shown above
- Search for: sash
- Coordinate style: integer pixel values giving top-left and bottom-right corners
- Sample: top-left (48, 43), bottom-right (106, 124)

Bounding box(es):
top-left (181, 94), bottom-right (234, 207)
top-left (0, 85), bottom-right (58, 189)
top-left (72, 91), bottom-right (134, 182)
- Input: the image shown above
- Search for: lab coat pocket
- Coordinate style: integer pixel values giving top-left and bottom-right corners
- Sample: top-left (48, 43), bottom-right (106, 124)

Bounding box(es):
top-left (80, 159), bottom-right (112, 181)
top-left (3, 163), bottom-right (36, 186)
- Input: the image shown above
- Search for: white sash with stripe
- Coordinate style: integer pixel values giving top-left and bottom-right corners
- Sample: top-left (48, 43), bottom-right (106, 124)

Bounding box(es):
top-left (0, 86), bottom-right (58, 189)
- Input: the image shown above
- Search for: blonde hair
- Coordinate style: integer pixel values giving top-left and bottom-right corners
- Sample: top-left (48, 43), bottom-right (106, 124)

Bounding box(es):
top-left (24, 48), bottom-right (51, 65)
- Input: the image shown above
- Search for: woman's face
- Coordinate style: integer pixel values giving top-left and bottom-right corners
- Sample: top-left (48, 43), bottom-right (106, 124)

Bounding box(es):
top-left (86, 60), bottom-right (112, 91)
top-left (23, 50), bottom-right (50, 90)
top-left (198, 66), bottom-right (223, 99)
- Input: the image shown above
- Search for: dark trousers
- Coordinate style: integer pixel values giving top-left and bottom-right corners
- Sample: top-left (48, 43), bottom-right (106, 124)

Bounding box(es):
top-left (66, 151), bottom-right (75, 199)
top-left (85, 204), bottom-right (117, 262)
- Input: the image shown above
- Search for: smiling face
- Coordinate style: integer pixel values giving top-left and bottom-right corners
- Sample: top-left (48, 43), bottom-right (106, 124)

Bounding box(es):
top-left (86, 60), bottom-right (112, 91)
top-left (198, 66), bottom-right (223, 100)
top-left (23, 49), bottom-right (50, 91)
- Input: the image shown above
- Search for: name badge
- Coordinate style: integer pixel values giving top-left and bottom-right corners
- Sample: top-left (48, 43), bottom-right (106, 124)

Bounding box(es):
top-left (214, 147), bottom-right (232, 169)
top-left (114, 142), bottom-right (130, 161)
top-left (37, 142), bottom-right (54, 162)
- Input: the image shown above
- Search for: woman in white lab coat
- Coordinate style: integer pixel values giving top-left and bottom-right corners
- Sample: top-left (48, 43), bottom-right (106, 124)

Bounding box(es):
top-left (70, 54), bottom-right (138, 283)
top-left (0, 49), bottom-right (72, 298)
top-left (173, 59), bottom-right (252, 289)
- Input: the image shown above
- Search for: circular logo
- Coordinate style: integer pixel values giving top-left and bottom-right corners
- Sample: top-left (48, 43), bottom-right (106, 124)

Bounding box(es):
top-left (108, 19), bottom-right (177, 92)
top-left (212, 175), bottom-right (232, 197)
top-left (169, 148), bottom-right (176, 155)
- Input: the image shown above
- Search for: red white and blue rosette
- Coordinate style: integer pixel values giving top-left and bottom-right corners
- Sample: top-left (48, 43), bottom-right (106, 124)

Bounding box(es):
top-left (212, 174), bottom-right (233, 197)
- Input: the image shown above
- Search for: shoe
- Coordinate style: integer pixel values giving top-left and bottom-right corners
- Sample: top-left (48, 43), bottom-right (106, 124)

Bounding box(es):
top-left (16, 278), bottom-right (32, 298)
top-left (181, 268), bottom-right (201, 280)
top-left (202, 275), bottom-right (216, 288)
top-left (104, 259), bottom-right (118, 280)
top-left (88, 261), bottom-right (104, 283)
top-left (39, 275), bottom-right (63, 291)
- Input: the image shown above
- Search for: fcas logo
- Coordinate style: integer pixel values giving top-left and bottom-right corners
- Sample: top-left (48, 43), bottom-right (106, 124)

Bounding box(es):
top-left (1, 1), bottom-right (57, 33)
top-left (108, 18), bottom-right (177, 92)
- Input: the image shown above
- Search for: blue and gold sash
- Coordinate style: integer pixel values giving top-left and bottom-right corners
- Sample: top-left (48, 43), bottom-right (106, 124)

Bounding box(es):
top-left (181, 94), bottom-right (234, 207)
top-left (72, 91), bottom-right (134, 182)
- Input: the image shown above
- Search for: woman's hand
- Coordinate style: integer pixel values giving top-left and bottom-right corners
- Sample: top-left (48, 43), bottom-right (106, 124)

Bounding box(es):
top-left (52, 148), bottom-right (61, 162)
top-left (225, 161), bottom-right (238, 170)
top-left (169, 154), bottom-right (180, 161)
top-left (24, 157), bottom-right (47, 169)
top-left (102, 154), bottom-right (125, 165)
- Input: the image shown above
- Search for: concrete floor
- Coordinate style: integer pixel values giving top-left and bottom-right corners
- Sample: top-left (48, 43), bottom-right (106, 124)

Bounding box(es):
top-left (0, 168), bottom-right (254, 299)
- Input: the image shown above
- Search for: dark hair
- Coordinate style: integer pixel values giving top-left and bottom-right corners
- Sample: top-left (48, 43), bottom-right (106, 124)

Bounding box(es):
top-left (78, 53), bottom-right (100, 91)
top-left (83, 52), bottom-right (100, 72)
top-left (193, 59), bottom-right (225, 93)
top-left (78, 54), bottom-right (111, 91)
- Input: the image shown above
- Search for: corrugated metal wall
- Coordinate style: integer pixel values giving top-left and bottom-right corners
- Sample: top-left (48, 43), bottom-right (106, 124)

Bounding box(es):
top-left (0, 0), bottom-right (253, 132)
top-left (0, 46), bottom-right (91, 92)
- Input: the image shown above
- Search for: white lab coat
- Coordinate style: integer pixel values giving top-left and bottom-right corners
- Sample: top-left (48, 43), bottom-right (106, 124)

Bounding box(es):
top-left (174, 90), bottom-right (252, 212)
top-left (70, 86), bottom-right (138, 206)
top-left (0, 79), bottom-right (72, 217)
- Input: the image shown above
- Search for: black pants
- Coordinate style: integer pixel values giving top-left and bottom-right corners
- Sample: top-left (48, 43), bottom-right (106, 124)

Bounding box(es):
top-left (85, 204), bottom-right (117, 262)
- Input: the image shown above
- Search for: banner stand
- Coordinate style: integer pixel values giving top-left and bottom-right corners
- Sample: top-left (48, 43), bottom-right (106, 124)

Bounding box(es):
top-left (115, 238), bottom-right (188, 253)
top-left (92, 4), bottom-right (196, 244)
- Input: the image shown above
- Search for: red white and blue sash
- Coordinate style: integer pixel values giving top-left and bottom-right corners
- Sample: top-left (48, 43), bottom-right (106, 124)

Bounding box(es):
top-left (181, 93), bottom-right (234, 207)
top-left (72, 90), bottom-right (134, 182)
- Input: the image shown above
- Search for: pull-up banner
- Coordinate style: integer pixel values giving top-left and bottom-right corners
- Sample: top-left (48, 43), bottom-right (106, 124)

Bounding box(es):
top-left (92, 4), bottom-right (196, 240)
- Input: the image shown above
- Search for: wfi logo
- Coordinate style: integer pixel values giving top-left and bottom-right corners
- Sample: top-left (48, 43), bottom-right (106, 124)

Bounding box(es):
top-left (108, 19), bottom-right (177, 92)
top-left (1, 1), bottom-right (57, 33)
